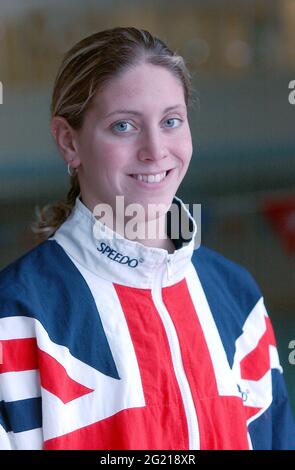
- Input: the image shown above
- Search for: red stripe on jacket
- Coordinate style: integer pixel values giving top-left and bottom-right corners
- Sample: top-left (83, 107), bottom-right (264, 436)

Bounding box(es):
top-left (162, 279), bottom-right (249, 450)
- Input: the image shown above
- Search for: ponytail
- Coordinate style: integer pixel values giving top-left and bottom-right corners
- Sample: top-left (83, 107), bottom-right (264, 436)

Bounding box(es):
top-left (31, 175), bottom-right (80, 241)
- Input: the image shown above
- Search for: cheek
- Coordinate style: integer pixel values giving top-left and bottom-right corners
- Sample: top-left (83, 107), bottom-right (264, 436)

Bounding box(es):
top-left (83, 138), bottom-right (122, 170)
top-left (175, 130), bottom-right (193, 165)
top-left (184, 138), bottom-right (193, 161)
top-left (184, 127), bottom-right (193, 160)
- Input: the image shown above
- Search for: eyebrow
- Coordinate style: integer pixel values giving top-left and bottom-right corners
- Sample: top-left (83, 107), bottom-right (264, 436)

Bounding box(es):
top-left (104, 104), bottom-right (186, 118)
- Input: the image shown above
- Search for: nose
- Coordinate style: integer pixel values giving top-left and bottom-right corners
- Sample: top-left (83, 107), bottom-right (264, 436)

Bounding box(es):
top-left (137, 128), bottom-right (167, 162)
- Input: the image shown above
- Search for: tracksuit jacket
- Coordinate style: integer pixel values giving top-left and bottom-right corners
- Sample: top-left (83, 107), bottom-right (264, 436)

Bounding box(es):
top-left (0, 196), bottom-right (294, 450)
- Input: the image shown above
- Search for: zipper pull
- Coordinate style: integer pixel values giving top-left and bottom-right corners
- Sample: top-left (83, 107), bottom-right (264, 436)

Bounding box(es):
top-left (166, 256), bottom-right (172, 279)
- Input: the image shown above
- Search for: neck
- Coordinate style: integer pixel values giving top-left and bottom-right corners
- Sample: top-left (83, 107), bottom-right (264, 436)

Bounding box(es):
top-left (111, 211), bottom-right (175, 254)
top-left (134, 234), bottom-right (176, 253)
top-left (80, 194), bottom-right (175, 253)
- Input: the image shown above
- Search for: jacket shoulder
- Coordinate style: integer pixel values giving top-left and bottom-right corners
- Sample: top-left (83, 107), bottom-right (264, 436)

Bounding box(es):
top-left (0, 240), bottom-right (70, 300)
top-left (0, 240), bottom-right (79, 322)
top-left (1, 239), bottom-right (61, 274)
top-left (0, 240), bottom-right (119, 377)
top-left (192, 244), bottom-right (262, 309)
top-left (192, 245), bottom-right (262, 366)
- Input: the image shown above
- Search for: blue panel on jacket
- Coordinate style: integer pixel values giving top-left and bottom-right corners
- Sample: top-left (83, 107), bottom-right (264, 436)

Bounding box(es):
top-left (0, 240), bottom-right (120, 380)
top-left (0, 398), bottom-right (42, 433)
top-left (248, 369), bottom-right (295, 450)
top-left (191, 245), bottom-right (262, 367)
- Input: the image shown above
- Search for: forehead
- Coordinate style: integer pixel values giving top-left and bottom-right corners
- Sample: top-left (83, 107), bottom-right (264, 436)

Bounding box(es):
top-left (91, 63), bottom-right (186, 113)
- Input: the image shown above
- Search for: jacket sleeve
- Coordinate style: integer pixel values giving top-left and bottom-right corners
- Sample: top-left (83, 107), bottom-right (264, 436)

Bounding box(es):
top-left (0, 417), bottom-right (13, 450)
top-left (270, 368), bottom-right (295, 449)
top-left (0, 253), bottom-right (46, 450)
top-left (247, 367), bottom-right (295, 450)
top-left (242, 298), bottom-right (295, 450)
top-left (192, 246), bottom-right (295, 449)
top-left (0, 320), bottom-right (44, 450)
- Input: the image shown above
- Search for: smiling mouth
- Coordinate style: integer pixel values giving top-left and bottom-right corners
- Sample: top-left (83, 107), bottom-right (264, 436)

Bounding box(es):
top-left (129, 170), bottom-right (172, 184)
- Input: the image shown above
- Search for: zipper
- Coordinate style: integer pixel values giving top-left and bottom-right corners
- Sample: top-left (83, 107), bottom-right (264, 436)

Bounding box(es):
top-left (151, 256), bottom-right (200, 450)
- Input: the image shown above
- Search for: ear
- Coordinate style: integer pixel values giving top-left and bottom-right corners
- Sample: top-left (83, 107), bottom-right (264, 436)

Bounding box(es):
top-left (50, 116), bottom-right (81, 168)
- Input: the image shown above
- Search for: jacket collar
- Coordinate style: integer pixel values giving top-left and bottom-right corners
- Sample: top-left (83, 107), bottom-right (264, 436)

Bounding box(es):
top-left (52, 196), bottom-right (197, 288)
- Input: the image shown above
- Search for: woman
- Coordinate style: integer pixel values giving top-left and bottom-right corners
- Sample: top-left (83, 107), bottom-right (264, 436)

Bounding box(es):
top-left (0, 27), bottom-right (294, 450)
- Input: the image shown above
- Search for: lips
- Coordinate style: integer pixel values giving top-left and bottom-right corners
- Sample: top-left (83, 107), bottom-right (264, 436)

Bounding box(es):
top-left (130, 172), bottom-right (166, 183)
top-left (129, 169), bottom-right (172, 184)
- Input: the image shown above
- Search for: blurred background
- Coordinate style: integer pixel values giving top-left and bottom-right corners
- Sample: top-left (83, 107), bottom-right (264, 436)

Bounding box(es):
top-left (0, 0), bottom-right (294, 414)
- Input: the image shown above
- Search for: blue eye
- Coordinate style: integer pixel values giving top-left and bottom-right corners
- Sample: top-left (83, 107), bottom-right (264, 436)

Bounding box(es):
top-left (164, 118), bottom-right (182, 128)
top-left (113, 121), bottom-right (133, 133)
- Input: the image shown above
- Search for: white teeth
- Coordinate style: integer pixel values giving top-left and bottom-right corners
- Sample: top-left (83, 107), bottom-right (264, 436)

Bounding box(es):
top-left (154, 174), bottom-right (161, 183)
top-left (132, 172), bottom-right (167, 183)
top-left (147, 174), bottom-right (155, 183)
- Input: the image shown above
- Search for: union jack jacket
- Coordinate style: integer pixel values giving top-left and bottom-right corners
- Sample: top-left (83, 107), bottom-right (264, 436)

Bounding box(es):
top-left (0, 196), bottom-right (294, 449)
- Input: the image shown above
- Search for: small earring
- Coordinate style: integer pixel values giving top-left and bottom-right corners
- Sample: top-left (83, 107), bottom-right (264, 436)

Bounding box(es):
top-left (67, 163), bottom-right (77, 177)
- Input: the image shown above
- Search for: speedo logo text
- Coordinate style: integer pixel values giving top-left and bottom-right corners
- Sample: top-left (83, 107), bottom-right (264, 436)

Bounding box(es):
top-left (97, 242), bottom-right (140, 268)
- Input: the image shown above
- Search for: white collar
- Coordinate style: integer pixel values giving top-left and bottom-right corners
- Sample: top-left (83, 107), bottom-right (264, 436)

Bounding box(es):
top-left (52, 196), bottom-right (197, 288)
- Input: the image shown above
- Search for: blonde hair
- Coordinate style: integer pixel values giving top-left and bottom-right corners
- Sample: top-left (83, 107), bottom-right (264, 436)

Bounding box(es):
top-left (32, 26), bottom-right (193, 240)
